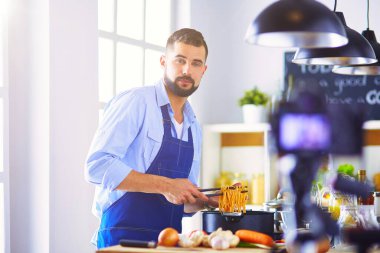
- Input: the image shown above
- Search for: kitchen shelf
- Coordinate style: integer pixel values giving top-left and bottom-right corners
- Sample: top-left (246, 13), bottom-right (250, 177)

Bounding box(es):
top-left (201, 123), bottom-right (277, 203)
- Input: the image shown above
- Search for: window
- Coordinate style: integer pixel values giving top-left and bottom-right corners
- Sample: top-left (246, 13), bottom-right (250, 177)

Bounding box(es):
top-left (98, 0), bottom-right (173, 109)
top-left (0, 0), bottom-right (9, 252)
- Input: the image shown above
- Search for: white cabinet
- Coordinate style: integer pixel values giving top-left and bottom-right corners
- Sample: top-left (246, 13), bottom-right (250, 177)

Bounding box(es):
top-left (182, 123), bottom-right (277, 235)
top-left (200, 123), bottom-right (278, 203)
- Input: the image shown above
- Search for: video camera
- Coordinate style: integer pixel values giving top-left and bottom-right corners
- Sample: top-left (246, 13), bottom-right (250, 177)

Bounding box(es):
top-left (270, 86), bottom-right (372, 253)
top-left (271, 86), bottom-right (365, 156)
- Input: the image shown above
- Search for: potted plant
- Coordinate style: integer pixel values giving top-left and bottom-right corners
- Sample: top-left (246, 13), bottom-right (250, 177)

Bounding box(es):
top-left (239, 87), bottom-right (269, 123)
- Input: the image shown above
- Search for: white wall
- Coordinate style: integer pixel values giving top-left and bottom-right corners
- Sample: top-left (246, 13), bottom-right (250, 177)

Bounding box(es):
top-left (189, 0), bottom-right (286, 124)
top-left (9, 0), bottom-right (98, 253)
top-left (49, 0), bottom-right (99, 253)
top-left (9, 1), bottom-right (50, 252)
top-left (189, 0), bottom-right (380, 125)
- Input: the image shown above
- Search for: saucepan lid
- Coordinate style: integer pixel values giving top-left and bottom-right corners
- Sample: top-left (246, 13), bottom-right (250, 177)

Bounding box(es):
top-left (264, 199), bottom-right (284, 210)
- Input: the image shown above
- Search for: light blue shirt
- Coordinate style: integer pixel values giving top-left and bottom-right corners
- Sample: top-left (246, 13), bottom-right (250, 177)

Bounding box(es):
top-left (85, 79), bottom-right (202, 219)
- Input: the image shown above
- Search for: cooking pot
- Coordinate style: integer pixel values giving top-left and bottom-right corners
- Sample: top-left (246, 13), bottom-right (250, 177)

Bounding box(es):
top-left (264, 199), bottom-right (284, 233)
top-left (202, 210), bottom-right (274, 237)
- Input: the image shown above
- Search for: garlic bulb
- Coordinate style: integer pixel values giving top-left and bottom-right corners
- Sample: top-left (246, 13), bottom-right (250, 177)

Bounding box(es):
top-left (210, 235), bottom-right (230, 250)
top-left (189, 230), bottom-right (204, 247)
top-left (202, 235), bottom-right (210, 247)
top-left (178, 234), bottom-right (194, 248)
top-left (229, 235), bottom-right (240, 248)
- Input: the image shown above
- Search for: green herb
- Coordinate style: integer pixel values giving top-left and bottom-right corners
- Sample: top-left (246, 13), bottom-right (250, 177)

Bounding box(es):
top-left (337, 164), bottom-right (355, 177)
top-left (239, 87), bottom-right (269, 106)
top-left (237, 241), bottom-right (271, 249)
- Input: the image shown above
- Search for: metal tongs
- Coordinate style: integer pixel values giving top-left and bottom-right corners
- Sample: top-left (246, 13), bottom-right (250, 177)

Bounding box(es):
top-left (199, 186), bottom-right (248, 197)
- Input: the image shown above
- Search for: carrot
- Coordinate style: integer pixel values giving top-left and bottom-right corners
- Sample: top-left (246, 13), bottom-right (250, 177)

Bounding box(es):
top-left (235, 229), bottom-right (274, 247)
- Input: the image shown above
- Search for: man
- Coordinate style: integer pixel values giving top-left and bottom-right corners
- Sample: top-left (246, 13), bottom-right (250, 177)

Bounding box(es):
top-left (85, 28), bottom-right (218, 248)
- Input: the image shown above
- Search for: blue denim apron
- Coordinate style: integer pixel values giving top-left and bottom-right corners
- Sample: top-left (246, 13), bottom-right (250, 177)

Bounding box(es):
top-left (97, 105), bottom-right (194, 248)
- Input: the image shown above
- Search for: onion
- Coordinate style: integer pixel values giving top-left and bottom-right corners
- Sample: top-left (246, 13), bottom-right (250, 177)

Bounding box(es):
top-left (158, 227), bottom-right (179, 247)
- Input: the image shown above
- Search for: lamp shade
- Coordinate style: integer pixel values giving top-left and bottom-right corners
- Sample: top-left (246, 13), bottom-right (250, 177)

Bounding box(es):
top-left (292, 12), bottom-right (377, 65)
top-left (245, 0), bottom-right (348, 48)
top-left (333, 29), bottom-right (380, 75)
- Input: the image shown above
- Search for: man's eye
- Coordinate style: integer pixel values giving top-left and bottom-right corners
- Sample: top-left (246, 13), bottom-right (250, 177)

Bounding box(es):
top-left (175, 58), bottom-right (186, 64)
top-left (192, 62), bottom-right (203, 67)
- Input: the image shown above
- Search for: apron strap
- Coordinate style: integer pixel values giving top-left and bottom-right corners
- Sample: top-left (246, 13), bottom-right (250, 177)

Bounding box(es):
top-left (160, 105), bottom-right (172, 137)
top-left (160, 104), bottom-right (193, 143)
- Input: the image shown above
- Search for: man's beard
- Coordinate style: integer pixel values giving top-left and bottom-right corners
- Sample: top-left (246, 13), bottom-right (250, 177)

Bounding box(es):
top-left (164, 74), bottom-right (198, 97)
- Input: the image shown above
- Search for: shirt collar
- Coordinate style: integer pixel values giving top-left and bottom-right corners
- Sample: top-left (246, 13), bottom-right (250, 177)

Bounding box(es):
top-left (154, 79), bottom-right (196, 124)
top-left (155, 79), bottom-right (170, 107)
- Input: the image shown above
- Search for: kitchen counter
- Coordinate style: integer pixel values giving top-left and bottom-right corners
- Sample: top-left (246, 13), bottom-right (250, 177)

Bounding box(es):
top-left (97, 245), bottom-right (380, 253)
top-left (97, 246), bottom-right (268, 253)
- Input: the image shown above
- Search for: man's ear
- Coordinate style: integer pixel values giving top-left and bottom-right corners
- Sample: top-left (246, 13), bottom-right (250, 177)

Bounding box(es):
top-left (160, 55), bottom-right (166, 68)
top-left (202, 65), bottom-right (208, 75)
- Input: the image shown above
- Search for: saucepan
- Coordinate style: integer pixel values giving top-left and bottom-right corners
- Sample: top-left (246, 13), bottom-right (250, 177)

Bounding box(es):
top-left (202, 210), bottom-right (274, 237)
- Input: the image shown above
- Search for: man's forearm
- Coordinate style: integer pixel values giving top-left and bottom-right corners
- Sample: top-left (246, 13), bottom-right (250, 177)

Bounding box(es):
top-left (115, 170), bottom-right (170, 194)
top-left (115, 170), bottom-right (209, 206)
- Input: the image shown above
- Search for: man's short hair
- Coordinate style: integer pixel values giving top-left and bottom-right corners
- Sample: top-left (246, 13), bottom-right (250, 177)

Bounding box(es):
top-left (166, 28), bottom-right (208, 60)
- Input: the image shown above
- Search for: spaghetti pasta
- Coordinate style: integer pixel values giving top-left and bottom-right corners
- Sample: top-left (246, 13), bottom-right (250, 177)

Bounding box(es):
top-left (218, 185), bottom-right (248, 213)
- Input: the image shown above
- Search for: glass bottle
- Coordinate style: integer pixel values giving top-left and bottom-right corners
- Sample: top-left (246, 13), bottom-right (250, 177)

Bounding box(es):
top-left (375, 192), bottom-right (380, 223)
top-left (357, 169), bottom-right (374, 205)
top-left (231, 172), bottom-right (249, 189)
top-left (357, 169), bottom-right (367, 183)
top-left (251, 173), bottom-right (265, 205)
top-left (215, 170), bottom-right (232, 188)
top-left (373, 173), bottom-right (380, 191)
top-left (338, 205), bottom-right (359, 228)
top-left (335, 205), bottom-right (359, 248)
top-left (231, 172), bottom-right (249, 202)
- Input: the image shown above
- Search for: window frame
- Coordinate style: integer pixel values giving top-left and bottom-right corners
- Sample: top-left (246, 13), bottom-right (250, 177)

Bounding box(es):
top-left (98, 0), bottom-right (176, 109)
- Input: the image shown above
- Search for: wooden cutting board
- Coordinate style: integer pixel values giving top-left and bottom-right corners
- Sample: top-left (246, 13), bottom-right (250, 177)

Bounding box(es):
top-left (96, 245), bottom-right (380, 253)
top-left (96, 246), bottom-right (268, 253)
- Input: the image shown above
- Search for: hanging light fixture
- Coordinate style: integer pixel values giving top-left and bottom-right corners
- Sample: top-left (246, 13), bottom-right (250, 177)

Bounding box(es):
top-left (333, 0), bottom-right (380, 75)
top-left (244, 0), bottom-right (348, 48)
top-left (292, 0), bottom-right (376, 66)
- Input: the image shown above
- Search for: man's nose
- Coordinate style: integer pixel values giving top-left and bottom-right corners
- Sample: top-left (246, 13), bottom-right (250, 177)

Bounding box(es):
top-left (182, 63), bottom-right (191, 75)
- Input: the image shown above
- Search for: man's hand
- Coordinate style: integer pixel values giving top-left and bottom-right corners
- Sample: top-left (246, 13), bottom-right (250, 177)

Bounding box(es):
top-left (162, 178), bottom-right (208, 205)
top-left (116, 170), bottom-right (209, 207)
top-left (206, 195), bottom-right (219, 208)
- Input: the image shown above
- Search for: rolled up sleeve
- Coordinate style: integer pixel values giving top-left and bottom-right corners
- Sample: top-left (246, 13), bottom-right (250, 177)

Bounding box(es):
top-left (84, 92), bottom-right (146, 191)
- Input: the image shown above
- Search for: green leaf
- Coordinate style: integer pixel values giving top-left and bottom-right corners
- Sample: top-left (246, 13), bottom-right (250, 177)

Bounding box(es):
top-left (237, 242), bottom-right (272, 249)
top-left (337, 164), bottom-right (355, 177)
top-left (238, 87), bottom-right (269, 106)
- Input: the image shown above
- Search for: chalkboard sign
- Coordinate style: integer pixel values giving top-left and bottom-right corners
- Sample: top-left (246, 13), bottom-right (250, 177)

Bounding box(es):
top-left (284, 52), bottom-right (380, 120)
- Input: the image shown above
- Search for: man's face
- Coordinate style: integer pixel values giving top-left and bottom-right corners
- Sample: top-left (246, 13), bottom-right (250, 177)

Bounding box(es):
top-left (161, 42), bottom-right (207, 97)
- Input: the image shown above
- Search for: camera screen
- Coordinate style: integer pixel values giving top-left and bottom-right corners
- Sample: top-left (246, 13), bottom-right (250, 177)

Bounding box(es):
top-left (279, 113), bottom-right (331, 152)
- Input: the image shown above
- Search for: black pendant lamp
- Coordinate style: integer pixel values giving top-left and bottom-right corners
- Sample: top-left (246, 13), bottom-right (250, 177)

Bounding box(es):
top-left (333, 0), bottom-right (380, 75)
top-left (245, 0), bottom-right (348, 48)
top-left (292, 11), bottom-right (377, 65)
